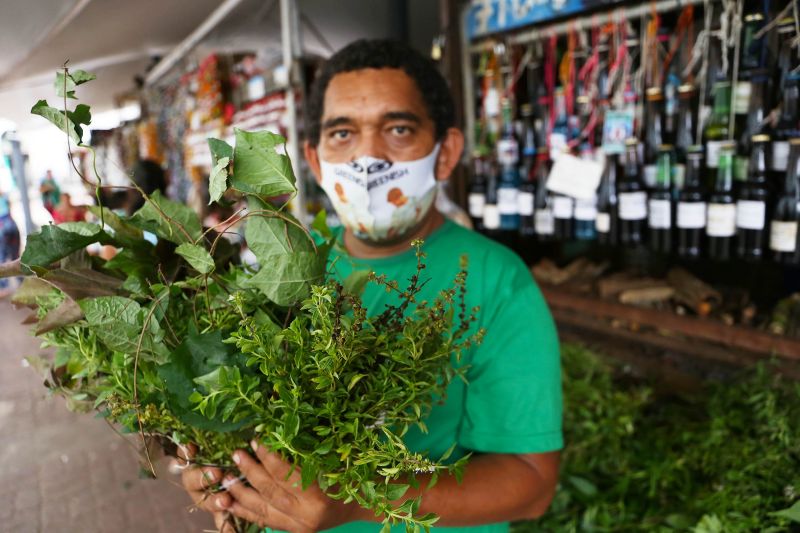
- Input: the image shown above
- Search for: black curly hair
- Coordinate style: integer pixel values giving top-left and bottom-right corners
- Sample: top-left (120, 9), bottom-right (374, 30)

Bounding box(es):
top-left (306, 39), bottom-right (455, 146)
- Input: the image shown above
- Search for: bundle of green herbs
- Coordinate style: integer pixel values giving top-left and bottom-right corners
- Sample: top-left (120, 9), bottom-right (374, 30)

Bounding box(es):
top-left (5, 69), bottom-right (481, 533)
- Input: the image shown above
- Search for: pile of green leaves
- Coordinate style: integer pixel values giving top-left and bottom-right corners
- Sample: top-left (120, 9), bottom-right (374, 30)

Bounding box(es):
top-left (10, 69), bottom-right (481, 533)
top-left (513, 343), bottom-right (800, 533)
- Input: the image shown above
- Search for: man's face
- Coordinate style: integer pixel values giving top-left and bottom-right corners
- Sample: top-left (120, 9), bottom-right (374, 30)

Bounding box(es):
top-left (314, 68), bottom-right (437, 164)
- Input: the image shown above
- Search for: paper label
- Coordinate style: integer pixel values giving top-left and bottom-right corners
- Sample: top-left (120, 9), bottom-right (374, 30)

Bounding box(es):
top-left (772, 141), bottom-right (790, 172)
top-left (770, 220), bottom-right (798, 252)
top-left (705, 140), bottom-right (726, 168)
top-left (643, 165), bottom-right (657, 189)
top-left (672, 163), bottom-right (686, 190)
top-left (517, 191), bottom-right (534, 216)
top-left (484, 87), bottom-right (500, 117)
top-left (733, 81), bottom-right (752, 115)
top-left (553, 196), bottom-right (574, 219)
top-left (596, 212), bottom-right (611, 233)
top-left (677, 202), bottom-right (707, 229)
top-left (574, 198), bottom-right (598, 220)
top-left (497, 188), bottom-right (519, 214)
top-left (497, 139), bottom-right (519, 167)
top-left (648, 199), bottom-right (672, 228)
top-left (706, 203), bottom-right (736, 237)
top-left (549, 132), bottom-right (569, 161)
top-left (602, 109), bottom-right (635, 154)
top-left (482, 204), bottom-right (500, 229)
top-left (618, 191), bottom-right (648, 220)
top-left (736, 200), bottom-right (766, 230)
top-left (546, 152), bottom-right (604, 200)
top-left (468, 193), bottom-right (485, 217)
top-left (535, 209), bottom-right (555, 235)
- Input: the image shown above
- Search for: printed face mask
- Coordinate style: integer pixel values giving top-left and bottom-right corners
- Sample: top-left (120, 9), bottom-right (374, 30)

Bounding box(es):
top-left (319, 144), bottom-right (441, 241)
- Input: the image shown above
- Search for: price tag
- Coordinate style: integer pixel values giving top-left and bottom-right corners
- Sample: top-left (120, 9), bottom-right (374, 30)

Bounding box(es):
top-left (770, 221), bottom-right (798, 252)
top-left (546, 153), bottom-right (604, 200)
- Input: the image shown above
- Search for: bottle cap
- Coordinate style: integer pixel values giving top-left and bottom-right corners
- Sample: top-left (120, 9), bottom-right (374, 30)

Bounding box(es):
top-left (687, 145), bottom-right (704, 153)
top-left (790, 138), bottom-right (800, 146)
top-left (720, 141), bottom-right (737, 150)
top-left (625, 137), bottom-right (639, 146)
top-left (751, 134), bottom-right (770, 142)
top-left (576, 95), bottom-right (590, 105)
top-left (520, 103), bottom-right (534, 116)
top-left (645, 87), bottom-right (663, 99)
top-left (744, 13), bottom-right (764, 22)
top-left (677, 84), bottom-right (695, 94)
top-left (658, 144), bottom-right (674, 151)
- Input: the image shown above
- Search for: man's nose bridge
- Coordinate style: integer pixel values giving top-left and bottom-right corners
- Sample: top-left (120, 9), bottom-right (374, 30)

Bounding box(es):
top-left (357, 128), bottom-right (389, 160)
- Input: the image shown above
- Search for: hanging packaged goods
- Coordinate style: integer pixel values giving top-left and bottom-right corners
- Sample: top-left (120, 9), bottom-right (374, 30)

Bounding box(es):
top-left (466, 0), bottom-right (800, 267)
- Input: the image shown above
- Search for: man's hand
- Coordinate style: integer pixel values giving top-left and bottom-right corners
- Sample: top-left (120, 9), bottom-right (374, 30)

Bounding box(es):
top-left (218, 440), bottom-right (357, 533)
top-left (174, 443), bottom-right (235, 533)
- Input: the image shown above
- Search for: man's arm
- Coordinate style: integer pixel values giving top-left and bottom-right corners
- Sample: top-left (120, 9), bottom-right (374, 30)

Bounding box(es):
top-left (181, 445), bottom-right (560, 532)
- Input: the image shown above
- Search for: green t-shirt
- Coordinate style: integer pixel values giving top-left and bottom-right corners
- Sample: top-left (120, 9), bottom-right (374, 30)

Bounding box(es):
top-left (325, 219), bottom-right (563, 533)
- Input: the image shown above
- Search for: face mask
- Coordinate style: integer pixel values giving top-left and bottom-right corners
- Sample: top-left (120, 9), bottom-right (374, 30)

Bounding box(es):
top-left (319, 144), bottom-right (441, 241)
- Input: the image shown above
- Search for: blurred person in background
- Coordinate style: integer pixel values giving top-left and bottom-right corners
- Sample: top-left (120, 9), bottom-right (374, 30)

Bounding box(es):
top-left (0, 193), bottom-right (20, 298)
top-left (126, 159), bottom-right (167, 216)
top-left (39, 169), bottom-right (61, 215)
top-left (52, 192), bottom-right (87, 223)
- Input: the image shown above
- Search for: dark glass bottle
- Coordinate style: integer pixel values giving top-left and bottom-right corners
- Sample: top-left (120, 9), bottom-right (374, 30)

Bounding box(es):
top-left (772, 74), bottom-right (800, 180)
top-left (552, 192), bottom-right (574, 241)
top-left (482, 160), bottom-right (501, 239)
top-left (596, 154), bottom-right (619, 246)
top-left (736, 71), bottom-right (768, 180)
top-left (706, 143), bottom-right (737, 260)
top-left (736, 134), bottom-right (771, 261)
top-left (468, 155), bottom-right (487, 232)
top-left (771, 138), bottom-right (800, 264)
top-left (496, 98), bottom-right (520, 231)
top-left (677, 146), bottom-right (706, 259)
top-left (518, 104), bottom-right (537, 238)
top-left (574, 143), bottom-right (598, 241)
top-left (643, 87), bottom-right (664, 189)
top-left (533, 150), bottom-right (555, 241)
top-left (648, 145), bottom-right (673, 253)
top-left (703, 81), bottom-right (732, 189)
top-left (674, 84), bottom-right (697, 192)
top-left (740, 12), bottom-right (766, 72)
top-left (618, 138), bottom-right (648, 246)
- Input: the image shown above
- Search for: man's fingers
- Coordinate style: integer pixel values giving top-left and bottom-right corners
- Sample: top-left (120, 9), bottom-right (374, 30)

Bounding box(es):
top-left (213, 512), bottom-right (237, 533)
top-left (221, 475), bottom-right (269, 512)
top-left (233, 449), bottom-right (276, 497)
top-left (176, 442), bottom-right (198, 462)
top-left (182, 465), bottom-right (222, 492)
top-left (228, 500), bottom-right (298, 532)
top-left (251, 440), bottom-right (301, 486)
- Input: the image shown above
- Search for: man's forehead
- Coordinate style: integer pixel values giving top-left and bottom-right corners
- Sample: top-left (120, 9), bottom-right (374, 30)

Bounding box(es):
top-left (322, 68), bottom-right (430, 122)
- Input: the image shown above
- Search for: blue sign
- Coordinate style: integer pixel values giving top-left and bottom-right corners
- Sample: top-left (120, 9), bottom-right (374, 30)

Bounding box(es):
top-left (467, 0), bottom-right (621, 40)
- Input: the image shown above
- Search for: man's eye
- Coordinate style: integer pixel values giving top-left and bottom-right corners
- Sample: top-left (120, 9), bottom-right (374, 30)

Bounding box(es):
top-left (391, 126), bottom-right (412, 136)
top-left (331, 130), bottom-right (351, 140)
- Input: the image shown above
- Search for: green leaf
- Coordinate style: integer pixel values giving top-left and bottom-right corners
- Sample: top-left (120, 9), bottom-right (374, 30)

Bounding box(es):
top-left (11, 277), bottom-right (55, 306)
top-left (301, 461), bottom-right (318, 490)
top-left (35, 298), bottom-right (84, 334)
top-left (55, 71), bottom-right (77, 99)
top-left (70, 70), bottom-right (96, 85)
top-left (20, 224), bottom-right (109, 272)
top-left (311, 209), bottom-right (332, 238)
top-left (385, 483), bottom-right (410, 501)
top-left (41, 268), bottom-right (123, 300)
top-left (156, 331), bottom-right (247, 432)
top-left (176, 243), bottom-right (215, 274)
top-left (568, 475), bottom-right (598, 498)
top-left (208, 138), bottom-right (234, 164)
top-left (31, 100), bottom-right (81, 143)
top-left (347, 373), bottom-right (366, 392)
top-left (129, 190), bottom-right (202, 245)
top-left (87, 206), bottom-right (146, 249)
top-left (79, 296), bottom-right (168, 363)
top-left (67, 104), bottom-right (91, 140)
top-left (243, 250), bottom-right (328, 306)
top-left (343, 270), bottom-right (371, 297)
top-left (245, 203), bottom-right (314, 258)
top-left (284, 411), bottom-right (300, 439)
top-left (231, 129), bottom-right (296, 197)
top-left (771, 501), bottom-right (800, 523)
top-left (208, 156), bottom-right (229, 205)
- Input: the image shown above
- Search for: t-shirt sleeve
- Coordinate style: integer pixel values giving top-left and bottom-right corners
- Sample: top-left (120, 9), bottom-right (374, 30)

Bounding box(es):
top-left (457, 252), bottom-right (563, 454)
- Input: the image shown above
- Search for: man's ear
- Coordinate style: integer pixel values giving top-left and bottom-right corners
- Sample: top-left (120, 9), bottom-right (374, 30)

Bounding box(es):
top-left (304, 141), bottom-right (323, 184)
top-left (435, 127), bottom-right (465, 181)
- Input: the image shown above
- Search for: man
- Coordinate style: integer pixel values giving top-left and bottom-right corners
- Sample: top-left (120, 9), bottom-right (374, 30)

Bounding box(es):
top-left (180, 39), bottom-right (562, 533)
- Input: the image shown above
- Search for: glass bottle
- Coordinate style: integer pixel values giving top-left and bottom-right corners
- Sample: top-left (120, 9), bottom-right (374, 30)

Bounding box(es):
top-left (468, 154), bottom-right (487, 232)
top-left (596, 154), bottom-right (619, 246)
top-left (677, 146), bottom-right (706, 259)
top-left (643, 87), bottom-right (664, 189)
top-left (496, 98), bottom-right (520, 231)
top-left (674, 84), bottom-right (697, 193)
top-left (706, 142), bottom-right (737, 260)
top-left (648, 145), bottom-right (673, 253)
top-left (735, 134), bottom-right (771, 261)
top-left (574, 143), bottom-right (598, 241)
top-left (533, 150), bottom-right (555, 241)
top-left (618, 138), bottom-right (648, 246)
top-left (771, 138), bottom-right (800, 264)
top-left (703, 81), bottom-right (732, 189)
top-left (771, 73), bottom-right (800, 179)
top-left (736, 70), bottom-right (768, 181)
top-left (518, 104), bottom-right (537, 238)
top-left (482, 160), bottom-right (501, 238)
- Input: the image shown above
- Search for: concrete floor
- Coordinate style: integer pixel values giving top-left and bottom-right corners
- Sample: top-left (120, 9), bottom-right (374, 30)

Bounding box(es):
top-left (0, 300), bottom-right (215, 532)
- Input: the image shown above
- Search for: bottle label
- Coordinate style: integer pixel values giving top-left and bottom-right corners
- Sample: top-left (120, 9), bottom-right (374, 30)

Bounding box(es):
top-left (648, 199), bottom-right (672, 229)
top-left (772, 141), bottom-right (790, 172)
top-left (549, 132), bottom-right (568, 160)
top-left (574, 198), bottom-right (598, 221)
top-left (643, 165), bottom-right (657, 189)
top-left (677, 201), bottom-right (707, 229)
top-left (770, 220), bottom-right (798, 252)
top-left (552, 196), bottom-right (574, 219)
top-left (618, 191), bottom-right (648, 220)
top-left (517, 191), bottom-right (534, 216)
top-left (734, 156), bottom-right (749, 182)
top-left (497, 188), bottom-right (519, 215)
top-left (468, 193), bottom-right (485, 218)
top-left (484, 87), bottom-right (500, 117)
top-left (596, 212), bottom-right (611, 233)
top-left (705, 141), bottom-right (726, 168)
top-left (535, 209), bottom-right (555, 235)
top-left (672, 164), bottom-right (686, 190)
top-left (706, 203), bottom-right (736, 237)
top-left (735, 200), bottom-right (766, 230)
top-left (496, 139), bottom-right (519, 167)
top-left (483, 204), bottom-right (500, 230)
top-left (733, 81), bottom-right (752, 115)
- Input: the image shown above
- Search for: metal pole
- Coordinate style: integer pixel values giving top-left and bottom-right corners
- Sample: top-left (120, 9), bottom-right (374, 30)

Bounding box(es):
top-left (461, 2), bottom-right (477, 163)
top-left (281, 0), bottom-right (307, 223)
top-left (3, 133), bottom-right (35, 236)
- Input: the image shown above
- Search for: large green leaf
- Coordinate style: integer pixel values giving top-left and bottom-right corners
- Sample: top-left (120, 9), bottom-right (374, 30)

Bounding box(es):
top-left (87, 206), bottom-right (146, 250)
top-left (176, 243), bottom-right (215, 274)
top-left (67, 104), bottom-right (92, 140)
top-left (79, 296), bottom-right (168, 363)
top-left (208, 138), bottom-right (233, 164)
top-left (245, 206), bottom-right (314, 259)
top-left (231, 129), bottom-right (296, 197)
top-left (208, 156), bottom-right (229, 205)
top-left (129, 190), bottom-right (202, 245)
top-left (31, 100), bottom-right (81, 143)
top-left (771, 501), bottom-right (800, 523)
top-left (55, 70), bottom-right (96, 99)
top-left (243, 249), bottom-right (328, 306)
top-left (156, 331), bottom-right (247, 432)
top-left (20, 224), bottom-right (109, 272)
